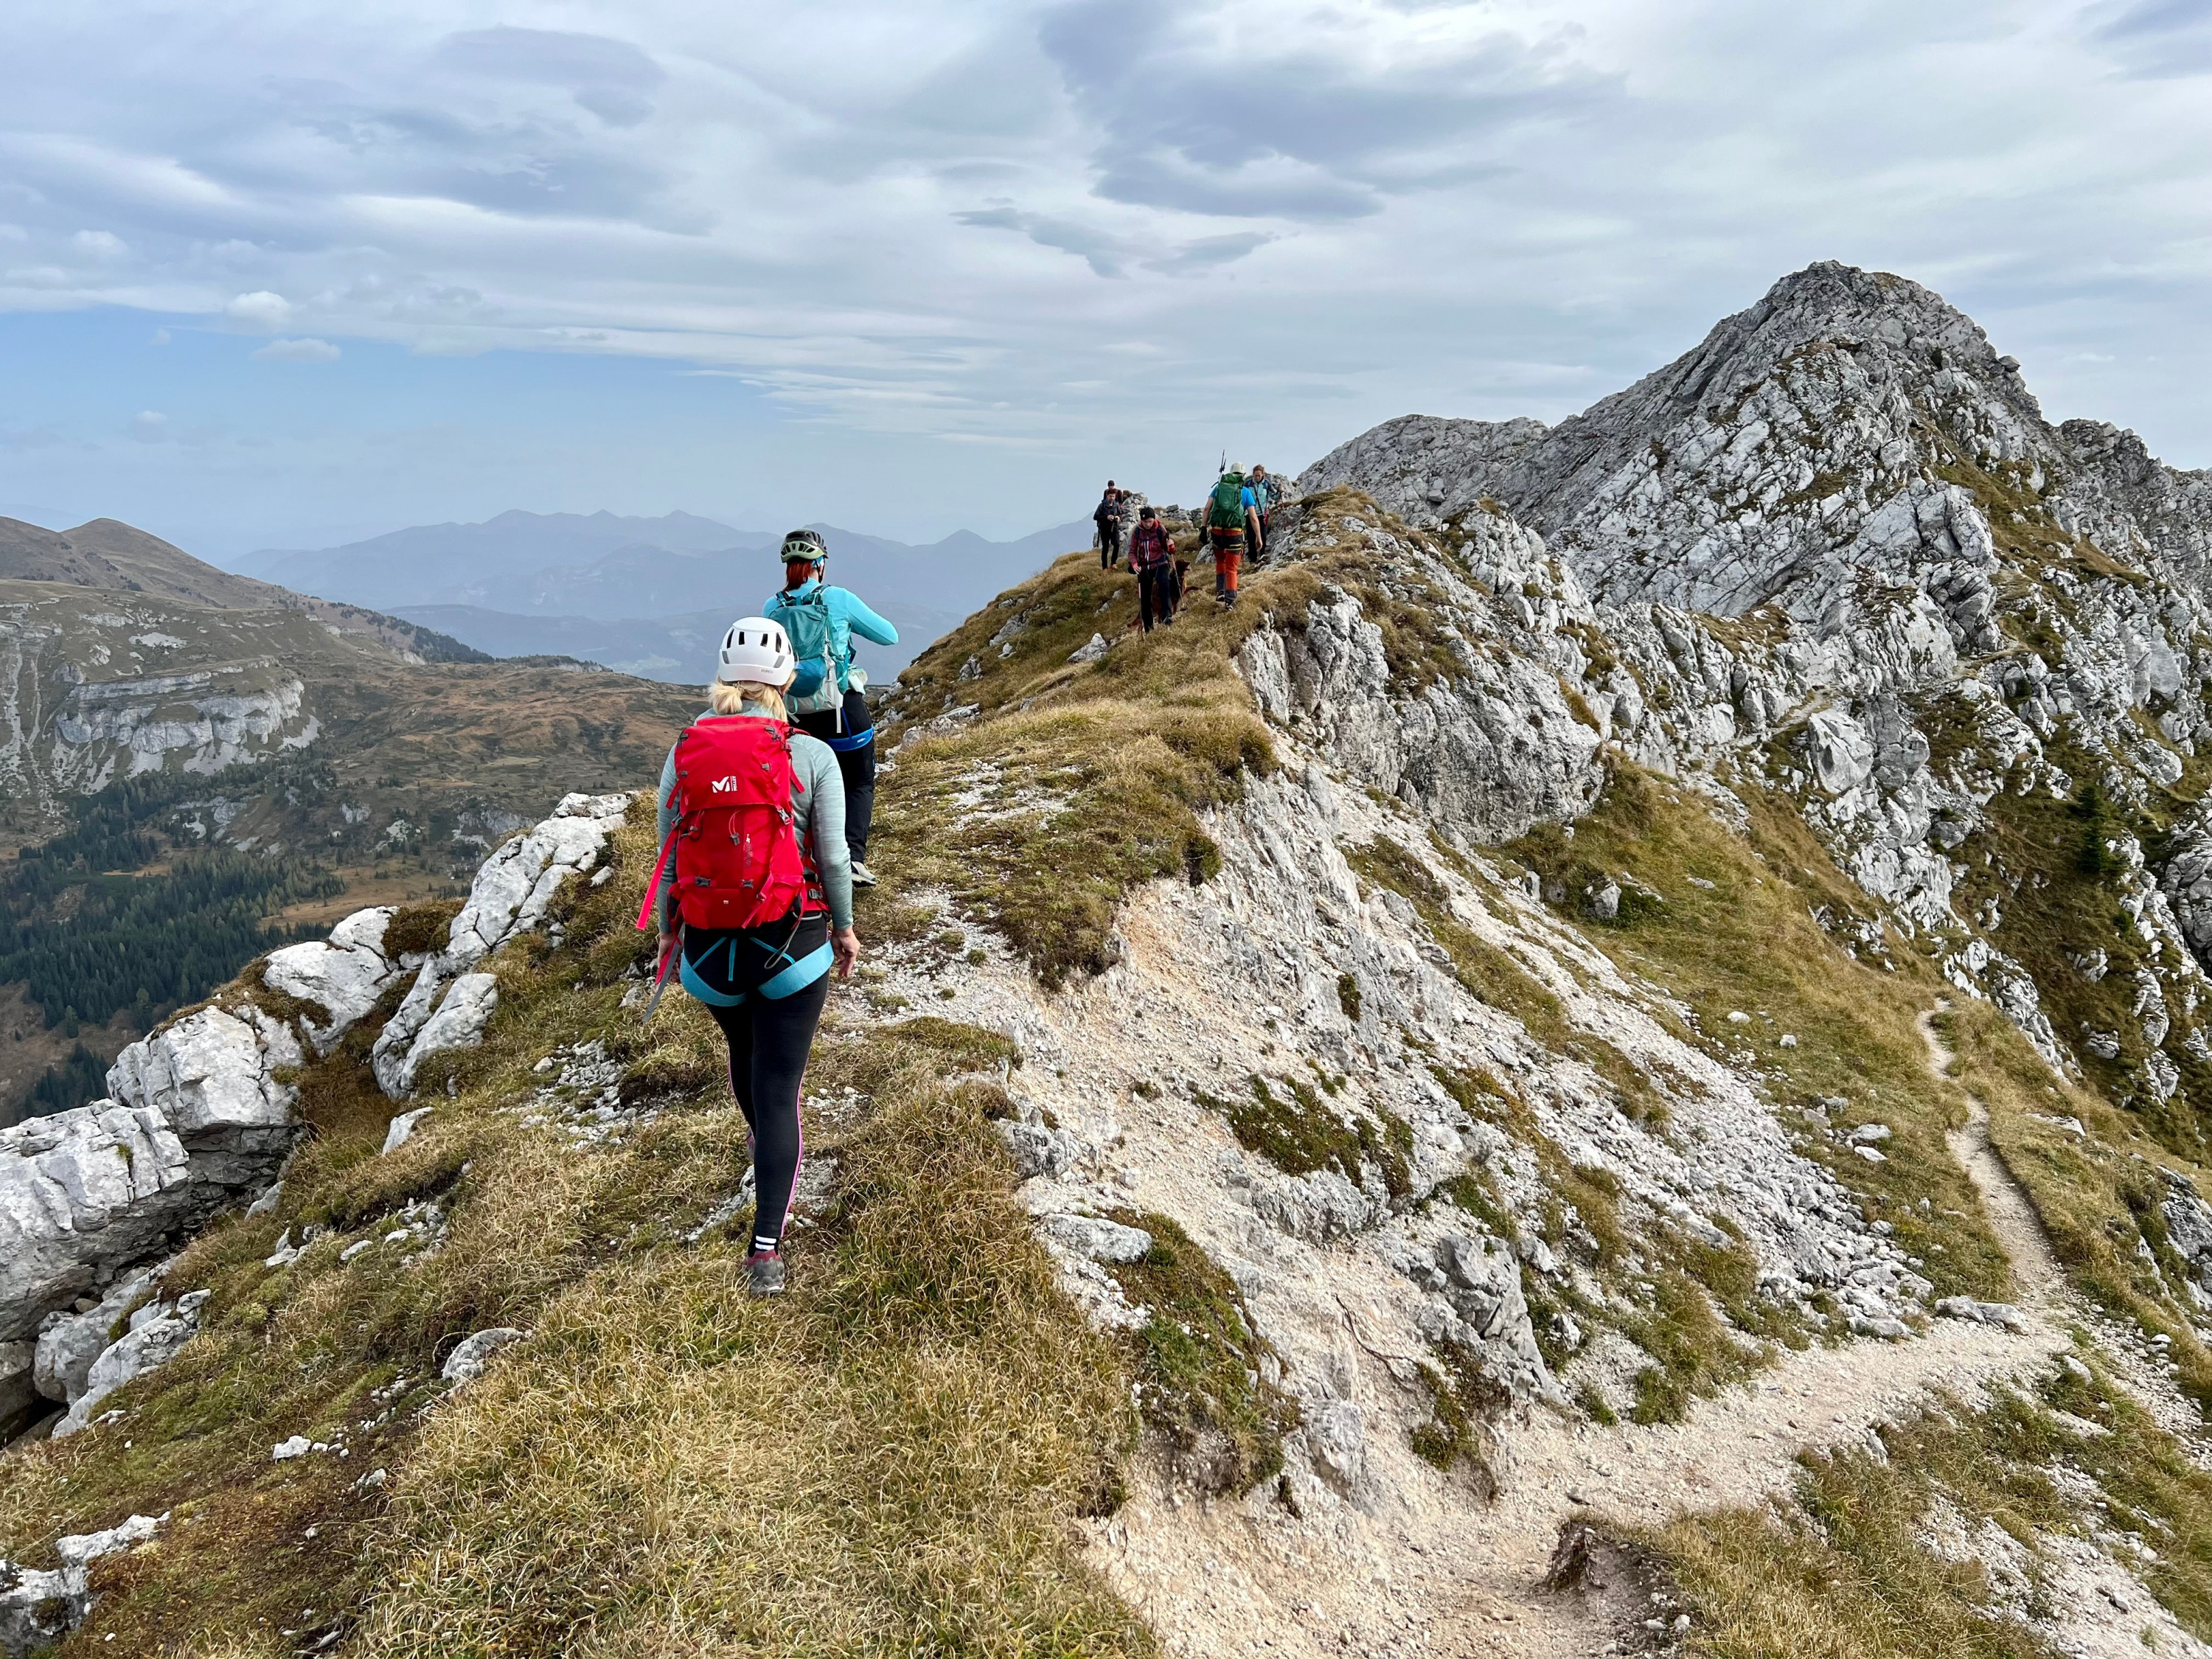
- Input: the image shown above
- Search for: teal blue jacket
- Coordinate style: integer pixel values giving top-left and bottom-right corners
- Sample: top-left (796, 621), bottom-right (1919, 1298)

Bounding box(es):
top-left (766, 578), bottom-right (897, 700)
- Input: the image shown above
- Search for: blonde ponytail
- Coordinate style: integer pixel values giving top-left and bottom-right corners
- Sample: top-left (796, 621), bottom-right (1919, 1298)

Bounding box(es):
top-left (711, 680), bottom-right (789, 720)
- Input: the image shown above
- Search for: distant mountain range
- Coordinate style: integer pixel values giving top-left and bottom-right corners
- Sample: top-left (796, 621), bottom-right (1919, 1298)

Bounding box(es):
top-left (0, 511), bottom-right (703, 1123)
top-left (236, 511), bottom-right (1094, 682)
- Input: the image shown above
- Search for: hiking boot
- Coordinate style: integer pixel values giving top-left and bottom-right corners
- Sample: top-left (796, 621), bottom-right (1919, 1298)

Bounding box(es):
top-left (747, 1249), bottom-right (786, 1295)
top-left (850, 860), bottom-right (879, 888)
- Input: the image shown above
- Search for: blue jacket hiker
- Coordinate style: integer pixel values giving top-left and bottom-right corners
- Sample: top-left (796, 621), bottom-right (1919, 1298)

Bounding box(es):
top-left (764, 528), bottom-right (898, 887)
top-left (647, 614), bottom-right (860, 1297)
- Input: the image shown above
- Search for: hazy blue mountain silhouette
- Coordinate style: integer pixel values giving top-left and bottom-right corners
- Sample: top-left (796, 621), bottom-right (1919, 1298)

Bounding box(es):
top-left (238, 509), bottom-right (1094, 683)
top-left (236, 510), bottom-right (765, 610)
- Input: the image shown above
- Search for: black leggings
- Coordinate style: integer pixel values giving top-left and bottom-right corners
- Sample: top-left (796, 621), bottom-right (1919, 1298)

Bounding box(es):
top-left (796, 689), bottom-right (877, 863)
top-left (706, 972), bottom-right (830, 1251)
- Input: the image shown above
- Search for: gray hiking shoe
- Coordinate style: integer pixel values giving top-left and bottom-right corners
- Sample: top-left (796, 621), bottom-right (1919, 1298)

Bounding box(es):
top-left (849, 860), bottom-right (879, 888)
top-left (747, 1250), bottom-right (786, 1296)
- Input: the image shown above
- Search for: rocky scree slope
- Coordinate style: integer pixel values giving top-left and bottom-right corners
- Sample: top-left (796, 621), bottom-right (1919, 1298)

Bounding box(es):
top-left (867, 476), bottom-right (2211, 1655)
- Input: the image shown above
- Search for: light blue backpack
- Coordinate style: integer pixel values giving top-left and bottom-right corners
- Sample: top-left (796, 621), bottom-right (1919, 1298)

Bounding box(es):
top-left (768, 585), bottom-right (844, 717)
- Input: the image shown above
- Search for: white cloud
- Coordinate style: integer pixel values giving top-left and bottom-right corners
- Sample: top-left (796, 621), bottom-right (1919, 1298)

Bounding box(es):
top-left (0, 0), bottom-right (2205, 539)
top-left (151, 326), bottom-right (170, 345)
top-left (128, 410), bottom-right (168, 443)
top-left (251, 335), bottom-right (340, 362)
top-left (72, 229), bottom-right (126, 259)
top-left (223, 290), bottom-right (293, 330)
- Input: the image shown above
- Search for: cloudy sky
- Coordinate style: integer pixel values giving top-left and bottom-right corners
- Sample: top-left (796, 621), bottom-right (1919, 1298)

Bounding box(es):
top-left (1, 0), bottom-right (2207, 557)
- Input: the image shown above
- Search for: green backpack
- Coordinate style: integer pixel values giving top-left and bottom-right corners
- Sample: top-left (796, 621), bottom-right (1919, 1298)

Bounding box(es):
top-left (1206, 473), bottom-right (1248, 532)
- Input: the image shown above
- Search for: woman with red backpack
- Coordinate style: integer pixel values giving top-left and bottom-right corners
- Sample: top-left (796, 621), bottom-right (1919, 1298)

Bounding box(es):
top-left (644, 616), bottom-right (860, 1295)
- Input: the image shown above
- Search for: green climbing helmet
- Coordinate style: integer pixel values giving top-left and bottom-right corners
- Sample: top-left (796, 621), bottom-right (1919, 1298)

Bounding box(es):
top-left (779, 528), bottom-right (828, 565)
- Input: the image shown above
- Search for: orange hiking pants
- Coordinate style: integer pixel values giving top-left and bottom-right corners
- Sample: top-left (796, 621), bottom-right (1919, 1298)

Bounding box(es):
top-left (1209, 526), bottom-right (1244, 599)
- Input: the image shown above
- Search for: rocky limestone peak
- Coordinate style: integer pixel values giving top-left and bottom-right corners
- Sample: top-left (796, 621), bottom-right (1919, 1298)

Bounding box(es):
top-left (1301, 261), bottom-right (2211, 634)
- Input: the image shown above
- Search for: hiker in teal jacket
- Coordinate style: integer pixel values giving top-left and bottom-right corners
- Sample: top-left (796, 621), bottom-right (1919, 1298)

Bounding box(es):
top-left (765, 529), bottom-right (898, 887)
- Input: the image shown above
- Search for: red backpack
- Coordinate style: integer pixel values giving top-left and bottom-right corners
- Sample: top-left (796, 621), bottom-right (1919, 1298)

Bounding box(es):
top-left (639, 718), bottom-right (812, 931)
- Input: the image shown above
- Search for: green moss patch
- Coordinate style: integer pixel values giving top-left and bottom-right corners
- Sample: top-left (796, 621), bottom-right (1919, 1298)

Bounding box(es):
top-left (1107, 1212), bottom-right (1300, 1495)
top-left (1203, 1074), bottom-right (1411, 1200)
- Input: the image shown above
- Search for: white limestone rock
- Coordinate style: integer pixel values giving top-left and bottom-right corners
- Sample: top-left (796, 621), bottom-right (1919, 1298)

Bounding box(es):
top-left (381, 1107), bottom-right (435, 1156)
top-left (1420, 1232), bottom-right (1560, 1406)
top-left (0, 1559), bottom-right (77, 1657)
top-left (52, 1290), bottom-right (209, 1437)
top-left (1235, 579), bottom-right (1602, 845)
top-left (1935, 1295), bottom-right (2028, 1332)
top-left (2160, 1172), bottom-right (2212, 1297)
top-left (261, 905), bottom-right (410, 1054)
top-left (34, 1265), bottom-right (159, 1405)
top-left (0, 1512), bottom-right (167, 1655)
top-left (380, 975), bottom-right (500, 1098)
top-left (1302, 1397), bottom-right (1368, 1492)
top-left (442, 1326), bottom-right (526, 1383)
top-left (106, 1006), bottom-right (303, 1172)
top-left (0, 1106), bottom-right (192, 1341)
top-left (998, 1119), bottom-right (1082, 1180)
top-left (1039, 1213), bottom-right (1153, 1265)
top-left (372, 793), bottom-right (630, 1097)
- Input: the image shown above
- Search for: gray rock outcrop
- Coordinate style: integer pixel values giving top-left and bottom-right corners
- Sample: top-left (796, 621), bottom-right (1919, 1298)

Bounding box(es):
top-left (0, 1512), bottom-right (166, 1656)
top-left (372, 791), bottom-right (630, 1097)
top-left (53, 1290), bottom-right (209, 1436)
top-left (261, 905), bottom-right (417, 1054)
top-left (0, 788), bottom-right (630, 1409)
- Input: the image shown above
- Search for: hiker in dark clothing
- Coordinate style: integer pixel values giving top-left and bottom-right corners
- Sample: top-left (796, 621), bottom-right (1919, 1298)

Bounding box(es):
top-left (1128, 506), bottom-right (1177, 632)
top-left (1095, 481), bottom-right (1127, 569)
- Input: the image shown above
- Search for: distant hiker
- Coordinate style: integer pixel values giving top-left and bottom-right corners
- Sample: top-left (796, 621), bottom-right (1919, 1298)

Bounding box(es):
top-left (1206, 466), bottom-right (1256, 608)
top-left (645, 616), bottom-right (860, 1295)
top-left (1095, 481), bottom-right (1127, 570)
top-left (1248, 465), bottom-right (1277, 565)
top-left (1128, 505), bottom-right (1176, 632)
top-left (765, 529), bottom-right (897, 888)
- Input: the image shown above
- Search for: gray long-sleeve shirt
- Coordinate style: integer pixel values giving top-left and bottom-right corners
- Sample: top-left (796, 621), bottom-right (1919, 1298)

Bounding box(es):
top-left (656, 709), bottom-right (853, 930)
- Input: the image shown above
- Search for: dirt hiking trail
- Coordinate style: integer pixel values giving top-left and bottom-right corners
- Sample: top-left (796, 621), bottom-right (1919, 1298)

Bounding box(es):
top-left (1093, 999), bottom-right (2116, 1657)
top-left (1917, 1001), bottom-right (2065, 1303)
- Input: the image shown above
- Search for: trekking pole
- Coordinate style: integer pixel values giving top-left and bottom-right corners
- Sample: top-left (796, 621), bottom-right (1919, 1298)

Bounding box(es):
top-left (639, 926), bottom-right (681, 1023)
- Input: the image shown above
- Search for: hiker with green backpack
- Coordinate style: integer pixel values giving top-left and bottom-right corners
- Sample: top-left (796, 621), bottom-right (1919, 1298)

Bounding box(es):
top-left (1204, 466), bottom-right (1264, 608)
top-left (765, 529), bottom-right (898, 888)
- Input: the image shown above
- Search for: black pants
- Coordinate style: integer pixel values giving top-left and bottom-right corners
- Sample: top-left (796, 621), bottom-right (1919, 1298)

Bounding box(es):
top-left (701, 971), bottom-right (830, 1253)
top-left (1098, 521), bottom-right (1124, 568)
top-left (796, 689), bottom-right (876, 863)
top-left (683, 910), bottom-right (832, 1251)
top-left (1137, 564), bottom-right (1175, 631)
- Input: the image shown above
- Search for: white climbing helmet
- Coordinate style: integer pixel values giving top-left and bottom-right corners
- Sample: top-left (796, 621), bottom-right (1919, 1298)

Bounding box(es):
top-left (717, 616), bottom-right (795, 686)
